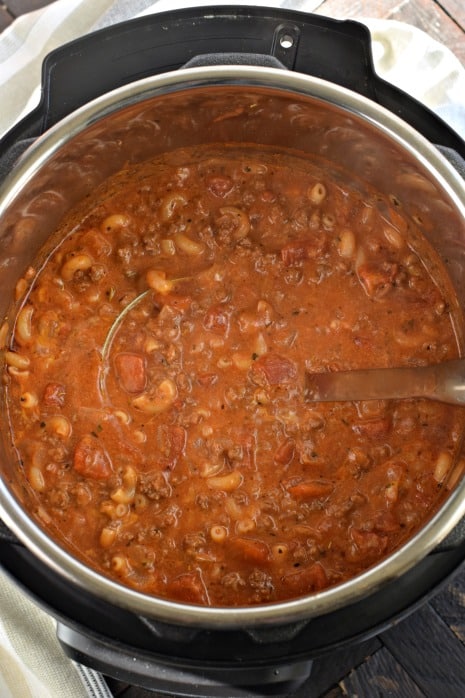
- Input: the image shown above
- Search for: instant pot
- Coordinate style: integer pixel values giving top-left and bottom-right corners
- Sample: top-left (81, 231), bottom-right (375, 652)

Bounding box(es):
top-left (1, 7), bottom-right (465, 696)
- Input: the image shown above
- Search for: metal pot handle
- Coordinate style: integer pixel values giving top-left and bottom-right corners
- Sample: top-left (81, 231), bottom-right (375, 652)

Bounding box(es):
top-left (435, 519), bottom-right (465, 552)
top-left (0, 519), bottom-right (18, 545)
top-left (182, 52), bottom-right (287, 70)
top-left (438, 145), bottom-right (465, 180)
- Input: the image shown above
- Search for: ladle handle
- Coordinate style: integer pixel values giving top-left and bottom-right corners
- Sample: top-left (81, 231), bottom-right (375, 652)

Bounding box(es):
top-left (305, 359), bottom-right (465, 406)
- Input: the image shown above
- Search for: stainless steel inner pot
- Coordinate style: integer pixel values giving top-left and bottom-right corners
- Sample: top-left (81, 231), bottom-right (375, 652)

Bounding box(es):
top-left (1, 65), bottom-right (465, 628)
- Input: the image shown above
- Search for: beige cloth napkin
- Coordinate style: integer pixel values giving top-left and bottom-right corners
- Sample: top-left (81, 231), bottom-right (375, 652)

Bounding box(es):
top-left (365, 17), bottom-right (465, 138)
top-left (0, 568), bottom-right (102, 698)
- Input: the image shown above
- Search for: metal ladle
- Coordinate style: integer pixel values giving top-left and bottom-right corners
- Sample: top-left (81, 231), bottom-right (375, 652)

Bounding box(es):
top-left (305, 358), bottom-right (465, 406)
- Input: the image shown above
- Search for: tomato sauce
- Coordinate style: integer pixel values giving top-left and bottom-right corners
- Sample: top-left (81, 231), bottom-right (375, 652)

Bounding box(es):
top-left (3, 145), bottom-right (465, 606)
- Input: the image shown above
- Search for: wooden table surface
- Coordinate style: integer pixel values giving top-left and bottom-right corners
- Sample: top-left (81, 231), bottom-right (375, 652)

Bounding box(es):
top-left (1, 1), bottom-right (465, 697)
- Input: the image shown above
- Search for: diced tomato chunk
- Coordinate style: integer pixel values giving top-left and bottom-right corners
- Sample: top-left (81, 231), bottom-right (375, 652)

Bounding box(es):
top-left (357, 262), bottom-right (397, 298)
top-left (288, 480), bottom-right (334, 500)
top-left (281, 236), bottom-right (324, 266)
top-left (230, 537), bottom-right (271, 565)
top-left (281, 562), bottom-right (328, 595)
top-left (250, 353), bottom-right (297, 386)
top-left (114, 352), bottom-right (146, 393)
top-left (73, 435), bottom-right (113, 480)
top-left (43, 382), bottom-right (66, 407)
top-left (167, 570), bottom-right (209, 605)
